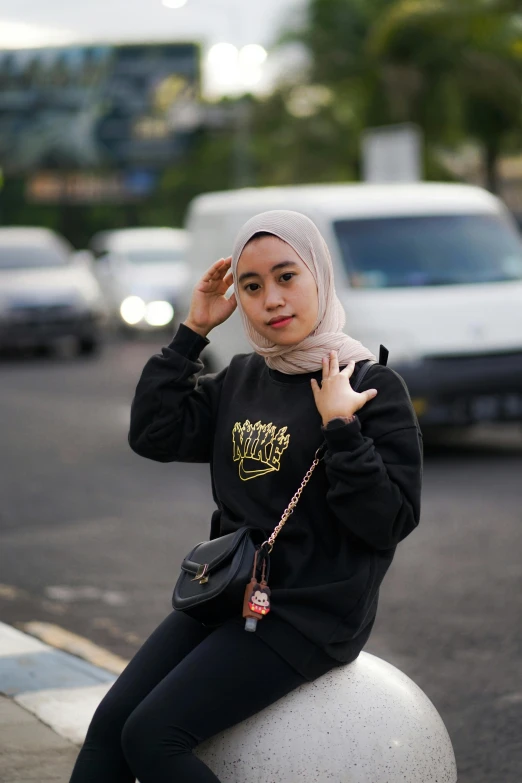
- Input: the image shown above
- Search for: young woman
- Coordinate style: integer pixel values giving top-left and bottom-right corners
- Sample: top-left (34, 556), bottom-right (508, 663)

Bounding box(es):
top-left (69, 209), bottom-right (423, 783)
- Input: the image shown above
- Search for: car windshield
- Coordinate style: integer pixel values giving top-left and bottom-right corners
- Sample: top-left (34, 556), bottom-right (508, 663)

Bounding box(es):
top-left (333, 213), bottom-right (522, 288)
top-left (0, 245), bottom-right (68, 270)
top-left (124, 249), bottom-right (185, 264)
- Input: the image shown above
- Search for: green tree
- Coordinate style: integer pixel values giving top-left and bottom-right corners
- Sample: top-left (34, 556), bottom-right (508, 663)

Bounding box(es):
top-left (368, 0), bottom-right (522, 191)
top-left (264, 0), bottom-right (522, 191)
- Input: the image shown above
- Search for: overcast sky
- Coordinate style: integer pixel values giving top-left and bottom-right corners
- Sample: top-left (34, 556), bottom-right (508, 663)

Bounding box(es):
top-left (0, 0), bottom-right (307, 94)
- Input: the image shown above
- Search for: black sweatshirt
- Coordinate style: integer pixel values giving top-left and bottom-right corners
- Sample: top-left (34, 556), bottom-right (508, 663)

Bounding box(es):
top-left (129, 324), bottom-right (423, 681)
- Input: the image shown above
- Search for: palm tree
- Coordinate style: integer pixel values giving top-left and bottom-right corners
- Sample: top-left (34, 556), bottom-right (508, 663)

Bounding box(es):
top-left (367, 0), bottom-right (522, 191)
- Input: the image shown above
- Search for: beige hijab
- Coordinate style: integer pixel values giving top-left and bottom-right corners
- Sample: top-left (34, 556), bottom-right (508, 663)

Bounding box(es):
top-left (231, 209), bottom-right (376, 374)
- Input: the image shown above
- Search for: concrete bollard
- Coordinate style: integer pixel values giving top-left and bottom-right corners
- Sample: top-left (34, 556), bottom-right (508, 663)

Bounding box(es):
top-left (194, 651), bottom-right (457, 782)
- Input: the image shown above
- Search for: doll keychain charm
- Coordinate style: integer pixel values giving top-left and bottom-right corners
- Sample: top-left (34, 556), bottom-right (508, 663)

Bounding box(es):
top-left (243, 547), bottom-right (271, 632)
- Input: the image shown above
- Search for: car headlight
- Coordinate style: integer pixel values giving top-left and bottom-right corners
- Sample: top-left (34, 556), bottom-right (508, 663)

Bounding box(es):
top-left (144, 301), bottom-right (174, 326)
top-left (120, 296), bottom-right (146, 325)
top-left (120, 296), bottom-right (174, 327)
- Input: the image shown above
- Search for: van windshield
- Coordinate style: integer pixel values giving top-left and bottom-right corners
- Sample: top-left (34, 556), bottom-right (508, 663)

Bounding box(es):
top-left (333, 213), bottom-right (522, 288)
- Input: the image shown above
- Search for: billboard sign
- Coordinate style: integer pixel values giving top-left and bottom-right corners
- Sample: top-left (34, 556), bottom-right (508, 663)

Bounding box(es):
top-left (25, 170), bottom-right (158, 204)
top-left (0, 42), bottom-right (201, 175)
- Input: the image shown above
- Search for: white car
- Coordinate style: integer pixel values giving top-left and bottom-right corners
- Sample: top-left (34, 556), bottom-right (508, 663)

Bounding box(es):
top-left (89, 227), bottom-right (190, 334)
top-left (0, 226), bottom-right (107, 355)
top-left (183, 182), bottom-right (522, 429)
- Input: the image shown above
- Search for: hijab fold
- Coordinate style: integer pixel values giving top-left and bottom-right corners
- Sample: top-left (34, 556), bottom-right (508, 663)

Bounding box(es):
top-left (231, 210), bottom-right (376, 374)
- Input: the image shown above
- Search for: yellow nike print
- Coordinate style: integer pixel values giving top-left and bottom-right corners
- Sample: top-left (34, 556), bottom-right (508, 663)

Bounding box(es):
top-left (232, 419), bottom-right (291, 481)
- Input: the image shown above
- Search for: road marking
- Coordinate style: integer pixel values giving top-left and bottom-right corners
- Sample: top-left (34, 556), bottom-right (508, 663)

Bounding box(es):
top-left (44, 585), bottom-right (128, 606)
top-left (20, 622), bottom-right (129, 675)
top-left (0, 583), bottom-right (29, 601)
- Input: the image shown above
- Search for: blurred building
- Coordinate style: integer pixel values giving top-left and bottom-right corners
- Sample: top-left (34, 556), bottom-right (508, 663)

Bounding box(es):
top-left (0, 42), bottom-right (202, 206)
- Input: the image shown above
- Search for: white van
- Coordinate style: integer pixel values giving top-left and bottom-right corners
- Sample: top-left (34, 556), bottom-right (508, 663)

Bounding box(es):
top-left (183, 182), bottom-right (522, 429)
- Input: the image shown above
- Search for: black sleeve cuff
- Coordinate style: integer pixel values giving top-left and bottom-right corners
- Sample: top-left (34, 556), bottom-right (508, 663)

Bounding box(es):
top-left (324, 416), bottom-right (357, 430)
top-left (321, 414), bottom-right (365, 451)
top-left (168, 322), bottom-right (210, 362)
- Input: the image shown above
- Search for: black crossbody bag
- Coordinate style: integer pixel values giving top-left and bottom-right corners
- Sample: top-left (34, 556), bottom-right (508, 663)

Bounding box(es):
top-left (172, 348), bottom-right (388, 631)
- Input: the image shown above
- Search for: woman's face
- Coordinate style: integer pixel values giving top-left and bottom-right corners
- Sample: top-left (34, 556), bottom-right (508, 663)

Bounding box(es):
top-left (236, 235), bottom-right (319, 345)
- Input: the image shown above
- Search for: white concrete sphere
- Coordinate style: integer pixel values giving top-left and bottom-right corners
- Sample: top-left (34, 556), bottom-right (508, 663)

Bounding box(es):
top-left (194, 651), bottom-right (457, 783)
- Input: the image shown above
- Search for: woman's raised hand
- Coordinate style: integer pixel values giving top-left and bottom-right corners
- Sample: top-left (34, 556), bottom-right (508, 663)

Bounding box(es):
top-left (183, 256), bottom-right (237, 338)
top-left (311, 350), bottom-right (378, 426)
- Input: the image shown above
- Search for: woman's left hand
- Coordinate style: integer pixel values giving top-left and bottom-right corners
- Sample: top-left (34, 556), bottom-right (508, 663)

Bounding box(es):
top-left (311, 350), bottom-right (378, 426)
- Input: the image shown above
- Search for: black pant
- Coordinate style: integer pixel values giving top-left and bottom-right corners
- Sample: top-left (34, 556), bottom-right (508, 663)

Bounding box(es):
top-left (69, 609), bottom-right (307, 783)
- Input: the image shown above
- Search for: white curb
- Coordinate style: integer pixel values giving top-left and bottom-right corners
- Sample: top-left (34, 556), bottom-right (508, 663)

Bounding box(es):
top-left (0, 622), bottom-right (117, 745)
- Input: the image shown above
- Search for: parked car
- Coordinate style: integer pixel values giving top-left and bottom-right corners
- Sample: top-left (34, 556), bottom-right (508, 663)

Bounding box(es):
top-left (182, 182), bottom-right (522, 429)
top-left (89, 227), bottom-right (190, 334)
top-left (0, 226), bottom-right (107, 355)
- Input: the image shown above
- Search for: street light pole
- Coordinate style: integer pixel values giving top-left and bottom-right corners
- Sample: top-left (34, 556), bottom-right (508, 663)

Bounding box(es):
top-left (161, 0), bottom-right (265, 188)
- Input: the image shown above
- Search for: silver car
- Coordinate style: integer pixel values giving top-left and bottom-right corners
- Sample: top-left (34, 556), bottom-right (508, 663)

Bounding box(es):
top-left (89, 227), bottom-right (190, 334)
top-left (0, 227), bottom-right (107, 355)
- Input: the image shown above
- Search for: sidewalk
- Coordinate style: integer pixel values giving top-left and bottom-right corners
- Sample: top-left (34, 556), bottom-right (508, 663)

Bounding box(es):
top-left (0, 622), bottom-right (118, 782)
top-left (0, 695), bottom-right (78, 782)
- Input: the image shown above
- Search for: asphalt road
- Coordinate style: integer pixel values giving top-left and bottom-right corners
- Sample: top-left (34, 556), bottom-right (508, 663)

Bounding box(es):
top-left (0, 339), bottom-right (521, 782)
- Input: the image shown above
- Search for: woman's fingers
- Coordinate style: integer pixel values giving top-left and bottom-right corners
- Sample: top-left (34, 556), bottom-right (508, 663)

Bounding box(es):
top-left (228, 291), bottom-right (237, 309)
top-left (214, 257), bottom-right (232, 285)
top-left (218, 257), bottom-right (232, 276)
top-left (324, 354), bottom-right (365, 383)
top-left (218, 280), bottom-right (232, 296)
top-left (340, 360), bottom-right (355, 378)
top-left (322, 351), bottom-right (342, 381)
top-left (363, 389), bottom-right (378, 403)
top-left (202, 260), bottom-right (224, 283)
top-left (200, 258), bottom-right (234, 293)
top-left (204, 256), bottom-right (231, 281)
top-left (322, 355), bottom-right (330, 381)
top-left (216, 268), bottom-right (234, 295)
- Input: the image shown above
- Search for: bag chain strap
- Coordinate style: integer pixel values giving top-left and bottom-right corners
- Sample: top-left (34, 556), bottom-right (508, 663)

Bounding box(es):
top-left (261, 444), bottom-right (326, 554)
